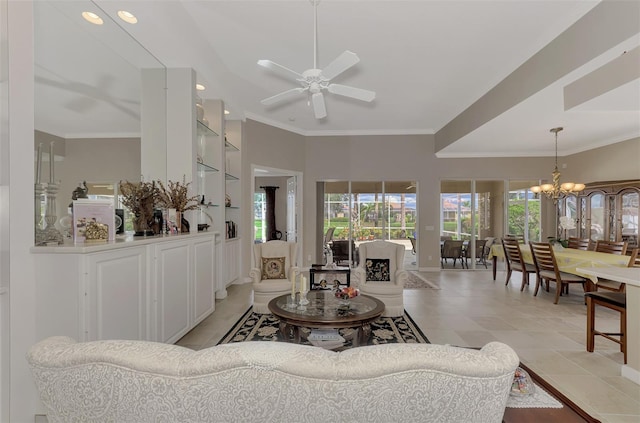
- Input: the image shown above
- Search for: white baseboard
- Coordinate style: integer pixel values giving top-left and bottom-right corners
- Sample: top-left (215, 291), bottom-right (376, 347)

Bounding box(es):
top-left (417, 266), bottom-right (441, 272)
top-left (622, 364), bottom-right (640, 385)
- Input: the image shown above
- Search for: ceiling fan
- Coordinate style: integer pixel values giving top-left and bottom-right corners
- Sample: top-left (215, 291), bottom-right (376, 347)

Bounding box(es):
top-left (257, 0), bottom-right (375, 119)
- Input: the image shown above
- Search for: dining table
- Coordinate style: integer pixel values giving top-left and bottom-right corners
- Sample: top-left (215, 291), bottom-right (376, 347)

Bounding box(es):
top-left (489, 243), bottom-right (630, 283)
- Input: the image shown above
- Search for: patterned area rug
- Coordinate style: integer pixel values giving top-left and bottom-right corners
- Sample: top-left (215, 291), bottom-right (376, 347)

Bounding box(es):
top-left (218, 307), bottom-right (429, 348)
top-left (405, 271), bottom-right (440, 289)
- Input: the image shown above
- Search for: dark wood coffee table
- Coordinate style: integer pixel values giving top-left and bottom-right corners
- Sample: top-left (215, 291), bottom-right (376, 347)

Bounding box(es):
top-left (268, 291), bottom-right (385, 346)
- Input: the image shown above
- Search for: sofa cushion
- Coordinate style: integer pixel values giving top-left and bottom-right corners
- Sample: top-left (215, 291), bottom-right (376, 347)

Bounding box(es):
top-left (262, 257), bottom-right (286, 279)
top-left (365, 258), bottom-right (390, 281)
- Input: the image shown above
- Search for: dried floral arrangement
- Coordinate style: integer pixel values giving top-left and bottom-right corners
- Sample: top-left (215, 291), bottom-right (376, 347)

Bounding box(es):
top-left (156, 177), bottom-right (200, 212)
top-left (119, 180), bottom-right (157, 233)
top-left (119, 181), bottom-right (157, 217)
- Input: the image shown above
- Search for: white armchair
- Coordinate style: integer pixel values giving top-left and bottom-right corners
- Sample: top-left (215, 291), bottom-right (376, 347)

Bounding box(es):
top-left (354, 240), bottom-right (407, 317)
top-left (249, 241), bottom-right (298, 314)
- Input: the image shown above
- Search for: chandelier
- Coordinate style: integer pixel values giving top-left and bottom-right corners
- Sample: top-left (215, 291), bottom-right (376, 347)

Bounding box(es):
top-left (530, 127), bottom-right (585, 200)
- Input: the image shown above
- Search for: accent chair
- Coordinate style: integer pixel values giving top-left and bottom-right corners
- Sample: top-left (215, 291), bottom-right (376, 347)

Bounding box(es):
top-left (250, 240), bottom-right (298, 314)
top-left (354, 240), bottom-right (407, 317)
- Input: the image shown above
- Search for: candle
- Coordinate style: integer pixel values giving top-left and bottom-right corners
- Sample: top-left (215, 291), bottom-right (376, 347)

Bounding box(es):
top-left (291, 271), bottom-right (296, 298)
top-left (49, 141), bottom-right (55, 183)
top-left (302, 275), bottom-right (307, 292)
top-left (36, 143), bottom-right (43, 184)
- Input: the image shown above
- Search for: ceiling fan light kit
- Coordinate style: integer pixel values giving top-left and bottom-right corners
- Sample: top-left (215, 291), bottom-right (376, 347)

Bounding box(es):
top-left (258, 0), bottom-right (375, 119)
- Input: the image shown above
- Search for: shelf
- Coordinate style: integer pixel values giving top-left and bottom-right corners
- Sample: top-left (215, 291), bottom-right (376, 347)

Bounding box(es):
top-left (225, 206), bottom-right (240, 210)
top-left (225, 138), bottom-right (239, 151)
top-left (225, 173), bottom-right (239, 181)
top-left (199, 203), bottom-right (220, 209)
top-left (197, 120), bottom-right (219, 137)
top-left (197, 162), bottom-right (219, 173)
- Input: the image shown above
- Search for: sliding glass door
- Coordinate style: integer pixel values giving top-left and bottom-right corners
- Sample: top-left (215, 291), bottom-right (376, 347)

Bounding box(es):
top-left (440, 180), bottom-right (509, 270)
top-left (507, 180), bottom-right (541, 242)
top-left (322, 181), bottom-right (417, 268)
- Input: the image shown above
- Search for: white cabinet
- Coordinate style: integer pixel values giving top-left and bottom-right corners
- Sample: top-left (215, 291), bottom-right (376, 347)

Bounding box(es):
top-left (85, 247), bottom-right (148, 341)
top-left (153, 239), bottom-right (191, 344)
top-left (192, 236), bottom-right (215, 325)
top-left (32, 233), bottom-right (217, 345)
top-left (224, 238), bottom-right (241, 285)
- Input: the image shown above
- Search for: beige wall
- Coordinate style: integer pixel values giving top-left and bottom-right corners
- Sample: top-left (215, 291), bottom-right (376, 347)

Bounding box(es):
top-left (242, 119), bottom-right (639, 274)
top-left (563, 137), bottom-right (640, 183)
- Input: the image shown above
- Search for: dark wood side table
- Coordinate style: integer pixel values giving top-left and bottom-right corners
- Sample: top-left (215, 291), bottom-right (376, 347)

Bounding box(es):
top-left (309, 266), bottom-right (351, 290)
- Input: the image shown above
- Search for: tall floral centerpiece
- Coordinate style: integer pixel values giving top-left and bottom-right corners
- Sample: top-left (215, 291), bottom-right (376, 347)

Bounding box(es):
top-left (156, 177), bottom-right (200, 233)
top-left (120, 180), bottom-right (158, 236)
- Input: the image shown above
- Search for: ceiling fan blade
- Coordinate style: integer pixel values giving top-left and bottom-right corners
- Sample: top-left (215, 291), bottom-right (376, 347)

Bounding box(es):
top-left (260, 88), bottom-right (306, 106)
top-left (328, 84), bottom-right (376, 102)
top-left (311, 92), bottom-right (327, 119)
top-left (321, 51), bottom-right (360, 81)
top-left (257, 60), bottom-right (303, 80)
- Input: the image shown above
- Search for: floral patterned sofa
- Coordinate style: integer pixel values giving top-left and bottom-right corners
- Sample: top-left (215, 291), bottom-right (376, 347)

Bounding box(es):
top-left (27, 336), bottom-right (519, 423)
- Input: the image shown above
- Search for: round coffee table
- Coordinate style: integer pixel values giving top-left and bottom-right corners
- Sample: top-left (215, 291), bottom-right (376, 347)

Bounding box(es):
top-left (268, 291), bottom-right (385, 347)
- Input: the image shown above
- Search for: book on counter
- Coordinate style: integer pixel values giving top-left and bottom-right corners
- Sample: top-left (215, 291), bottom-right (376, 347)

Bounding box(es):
top-left (308, 329), bottom-right (344, 342)
top-left (72, 199), bottom-right (115, 243)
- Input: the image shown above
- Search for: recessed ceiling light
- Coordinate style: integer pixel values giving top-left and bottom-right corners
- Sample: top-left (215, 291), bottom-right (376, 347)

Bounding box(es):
top-left (224, 110), bottom-right (230, 115)
top-left (82, 11), bottom-right (103, 25)
top-left (196, 84), bottom-right (206, 91)
top-left (117, 10), bottom-right (138, 24)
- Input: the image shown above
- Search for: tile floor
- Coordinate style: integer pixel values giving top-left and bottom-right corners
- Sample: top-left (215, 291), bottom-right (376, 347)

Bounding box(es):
top-left (177, 268), bottom-right (639, 423)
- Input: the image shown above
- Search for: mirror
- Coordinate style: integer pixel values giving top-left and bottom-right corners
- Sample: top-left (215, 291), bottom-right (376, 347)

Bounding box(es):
top-left (34, 0), bottom-right (166, 232)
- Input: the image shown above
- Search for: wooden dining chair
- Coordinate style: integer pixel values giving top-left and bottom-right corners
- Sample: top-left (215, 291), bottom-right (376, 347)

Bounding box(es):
top-left (584, 291), bottom-right (627, 364)
top-left (567, 237), bottom-right (590, 250)
top-left (595, 248), bottom-right (640, 293)
top-left (504, 234), bottom-right (525, 243)
top-left (594, 240), bottom-right (628, 255)
top-left (501, 238), bottom-right (536, 291)
top-left (529, 242), bottom-right (587, 304)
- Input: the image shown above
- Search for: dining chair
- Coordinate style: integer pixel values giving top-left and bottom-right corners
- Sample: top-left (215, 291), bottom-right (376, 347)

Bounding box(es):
top-left (529, 242), bottom-right (587, 304)
top-left (584, 291), bottom-right (626, 364)
top-left (567, 237), bottom-right (590, 250)
top-left (440, 240), bottom-right (464, 268)
top-left (595, 248), bottom-right (639, 293)
top-left (464, 239), bottom-right (487, 269)
top-left (594, 240), bottom-right (628, 255)
top-left (504, 234), bottom-right (525, 243)
top-left (501, 238), bottom-right (536, 291)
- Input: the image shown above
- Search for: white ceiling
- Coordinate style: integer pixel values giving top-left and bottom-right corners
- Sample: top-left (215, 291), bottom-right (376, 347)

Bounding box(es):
top-left (35, 0), bottom-right (640, 158)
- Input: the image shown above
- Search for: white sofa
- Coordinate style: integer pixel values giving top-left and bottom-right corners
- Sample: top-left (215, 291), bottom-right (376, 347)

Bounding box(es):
top-left (28, 336), bottom-right (519, 423)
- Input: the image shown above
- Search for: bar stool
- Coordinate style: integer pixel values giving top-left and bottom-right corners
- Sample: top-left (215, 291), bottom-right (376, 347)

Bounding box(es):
top-left (584, 291), bottom-right (626, 364)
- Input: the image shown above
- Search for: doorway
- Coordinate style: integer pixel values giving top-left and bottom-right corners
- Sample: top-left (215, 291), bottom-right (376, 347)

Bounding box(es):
top-left (252, 165), bottom-right (303, 267)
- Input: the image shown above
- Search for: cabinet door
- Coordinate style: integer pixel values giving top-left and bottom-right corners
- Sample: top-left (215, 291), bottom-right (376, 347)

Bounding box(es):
top-left (155, 240), bottom-right (191, 344)
top-left (192, 237), bottom-right (215, 325)
top-left (224, 238), bottom-right (240, 285)
top-left (86, 247), bottom-right (147, 341)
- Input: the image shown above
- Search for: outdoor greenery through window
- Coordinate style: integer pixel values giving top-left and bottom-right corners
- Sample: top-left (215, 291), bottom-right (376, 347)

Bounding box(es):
top-left (323, 181), bottom-right (417, 242)
top-left (507, 181), bottom-right (541, 242)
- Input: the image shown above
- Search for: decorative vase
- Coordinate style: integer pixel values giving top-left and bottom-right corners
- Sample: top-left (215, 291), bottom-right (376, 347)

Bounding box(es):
top-left (175, 211), bottom-right (182, 233)
top-left (133, 214), bottom-right (154, 236)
